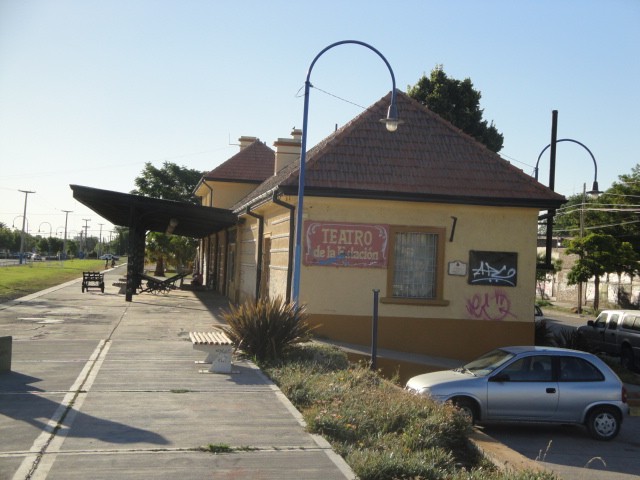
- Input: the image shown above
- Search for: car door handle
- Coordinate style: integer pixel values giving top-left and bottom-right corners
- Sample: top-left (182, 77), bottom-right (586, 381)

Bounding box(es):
top-left (546, 388), bottom-right (556, 394)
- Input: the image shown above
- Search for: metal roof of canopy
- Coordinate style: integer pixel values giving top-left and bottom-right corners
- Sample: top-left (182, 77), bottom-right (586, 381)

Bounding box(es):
top-left (70, 185), bottom-right (237, 238)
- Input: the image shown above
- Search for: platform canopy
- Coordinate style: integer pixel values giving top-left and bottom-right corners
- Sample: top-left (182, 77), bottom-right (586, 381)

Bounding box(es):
top-left (71, 184), bottom-right (237, 238)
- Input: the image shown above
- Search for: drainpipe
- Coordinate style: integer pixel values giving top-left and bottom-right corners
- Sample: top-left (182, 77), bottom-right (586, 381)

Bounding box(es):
top-left (203, 183), bottom-right (214, 287)
top-left (272, 191), bottom-right (295, 303)
top-left (245, 208), bottom-right (264, 301)
top-left (224, 230), bottom-right (230, 297)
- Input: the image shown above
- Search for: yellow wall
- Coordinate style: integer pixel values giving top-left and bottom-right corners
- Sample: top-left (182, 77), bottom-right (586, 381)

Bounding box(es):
top-left (238, 218), bottom-right (258, 303)
top-left (196, 180), bottom-right (258, 210)
top-left (237, 204), bottom-right (294, 303)
top-left (234, 194), bottom-right (539, 361)
top-left (296, 197), bottom-right (537, 316)
top-left (292, 196), bottom-right (537, 360)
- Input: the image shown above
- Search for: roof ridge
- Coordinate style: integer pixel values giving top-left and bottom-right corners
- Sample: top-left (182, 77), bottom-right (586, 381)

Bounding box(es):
top-left (232, 90), bottom-right (565, 212)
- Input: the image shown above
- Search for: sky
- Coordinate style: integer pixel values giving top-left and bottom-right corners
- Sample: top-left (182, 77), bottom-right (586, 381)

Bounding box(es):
top-left (1, 0), bottom-right (639, 241)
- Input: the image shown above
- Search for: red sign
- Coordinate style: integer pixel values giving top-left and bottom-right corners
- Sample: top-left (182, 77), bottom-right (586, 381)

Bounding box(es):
top-left (303, 221), bottom-right (389, 268)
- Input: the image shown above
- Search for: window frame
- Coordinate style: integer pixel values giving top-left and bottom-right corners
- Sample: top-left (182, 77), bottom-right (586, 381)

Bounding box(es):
top-left (382, 225), bottom-right (448, 306)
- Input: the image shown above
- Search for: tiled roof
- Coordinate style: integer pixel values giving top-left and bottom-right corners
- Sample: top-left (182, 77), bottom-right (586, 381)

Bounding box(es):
top-left (232, 91), bottom-right (565, 212)
top-left (204, 140), bottom-right (274, 183)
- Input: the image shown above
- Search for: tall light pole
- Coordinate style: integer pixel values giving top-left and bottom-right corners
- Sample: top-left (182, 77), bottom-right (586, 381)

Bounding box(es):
top-left (98, 223), bottom-right (104, 257)
top-left (61, 210), bottom-right (72, 260)
top-left (82, 218), bottom-right (91, 258)
top-left (18, 190), bottom-right (35, 264)
top-left (535, 111), bottom-right (601, 313)
top-left (291, 40), bottom-right (401, 304)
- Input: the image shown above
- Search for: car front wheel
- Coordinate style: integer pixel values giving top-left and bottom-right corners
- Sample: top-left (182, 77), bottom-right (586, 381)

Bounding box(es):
top-left (451, 397), bottom-right (478, 424)
top-left (586, 406), bottom-right (621, 441)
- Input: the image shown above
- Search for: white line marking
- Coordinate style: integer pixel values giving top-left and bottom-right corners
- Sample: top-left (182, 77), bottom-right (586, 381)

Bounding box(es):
top-left (12, 340), bottom-right (110, 480)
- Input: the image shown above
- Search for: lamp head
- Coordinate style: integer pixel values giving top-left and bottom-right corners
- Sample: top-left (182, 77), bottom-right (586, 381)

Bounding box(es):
top-left (587, 180), bottom-right (602, 197)
top-left (379, 103), bottom-right (403, 132)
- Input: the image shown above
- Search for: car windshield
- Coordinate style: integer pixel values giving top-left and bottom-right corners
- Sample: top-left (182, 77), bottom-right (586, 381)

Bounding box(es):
top-left (461, 349), bottom-right (516, 377)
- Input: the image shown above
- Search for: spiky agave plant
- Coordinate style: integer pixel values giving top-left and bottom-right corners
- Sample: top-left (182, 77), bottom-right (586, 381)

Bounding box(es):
top-left (221, 297), bottom-right (315, 362)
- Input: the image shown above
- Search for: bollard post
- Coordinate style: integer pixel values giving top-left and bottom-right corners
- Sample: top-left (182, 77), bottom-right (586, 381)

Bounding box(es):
top-left (0, 336), bottom-right (12, 372)
top-left (371, 289), bottom-right (380, 370)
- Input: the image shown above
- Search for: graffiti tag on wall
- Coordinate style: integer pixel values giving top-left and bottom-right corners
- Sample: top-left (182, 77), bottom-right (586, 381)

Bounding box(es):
top-left (468, 251), bottom-right (517, 286)
top-left (466, 289), bottom-right (516, 321)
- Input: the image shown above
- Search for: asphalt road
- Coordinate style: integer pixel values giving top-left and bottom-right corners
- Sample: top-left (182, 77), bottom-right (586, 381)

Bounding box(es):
top-left (482, 416), bottom-right (640, 479)
top-left (540, 307), bottom-right (593, 333)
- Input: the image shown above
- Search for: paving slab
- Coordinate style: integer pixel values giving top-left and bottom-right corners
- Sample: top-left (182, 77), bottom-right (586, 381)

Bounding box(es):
top-left (0, 267), bottom-right (355, 480)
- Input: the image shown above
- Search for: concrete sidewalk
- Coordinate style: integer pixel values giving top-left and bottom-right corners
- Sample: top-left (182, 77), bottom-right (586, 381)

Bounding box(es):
top-left (0, 266), bottom-right (354, 480)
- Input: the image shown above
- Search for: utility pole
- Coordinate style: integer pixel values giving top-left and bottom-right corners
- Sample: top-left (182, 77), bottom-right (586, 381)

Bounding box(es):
top-left (61, 210), bottom-right (72, 259)
top-left (18, 190), bottom-right (35, 264)
top-left (82, 219), bottom-right (91, 258)
top-left (578, 183), bottom-right (586, 314)
top-left (98, 223), bottom-right (104, 257)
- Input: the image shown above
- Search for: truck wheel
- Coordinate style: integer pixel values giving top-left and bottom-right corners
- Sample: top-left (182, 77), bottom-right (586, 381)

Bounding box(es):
top-left (621, 346), bottom-right (637, 372)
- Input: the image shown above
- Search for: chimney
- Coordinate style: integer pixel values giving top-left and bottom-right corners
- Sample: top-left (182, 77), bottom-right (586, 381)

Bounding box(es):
top-left (238, 136), bottom-right (258, 151)
top-left (273, 128), bottom-right (302, 174)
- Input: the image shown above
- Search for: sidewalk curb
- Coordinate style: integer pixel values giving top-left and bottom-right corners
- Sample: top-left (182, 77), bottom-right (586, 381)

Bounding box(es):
top-left (469, 429), bottom-right (550, 474)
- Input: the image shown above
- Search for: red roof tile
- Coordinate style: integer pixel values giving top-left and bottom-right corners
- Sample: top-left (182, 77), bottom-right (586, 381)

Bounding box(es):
top-left (205, 140), bottom-right (274, 183)
top-left (232, 92), bottom-right (565, 212)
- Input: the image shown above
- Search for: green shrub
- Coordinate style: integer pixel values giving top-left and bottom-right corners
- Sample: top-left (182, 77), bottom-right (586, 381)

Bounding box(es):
top-left (264, 344), bottom-right (555, 480)
top-left (221, 297), bottom-right (315, 362)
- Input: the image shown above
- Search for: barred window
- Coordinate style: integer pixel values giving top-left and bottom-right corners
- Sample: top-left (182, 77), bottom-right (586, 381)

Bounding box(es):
top-left (385, 226), bottom-right (446, 305)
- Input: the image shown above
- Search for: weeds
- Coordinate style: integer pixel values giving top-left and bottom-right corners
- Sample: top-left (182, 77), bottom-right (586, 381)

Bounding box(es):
top-left (201, 443), bottom-right (232, 454)
top-left (199, 443), bottom-right (257, 454)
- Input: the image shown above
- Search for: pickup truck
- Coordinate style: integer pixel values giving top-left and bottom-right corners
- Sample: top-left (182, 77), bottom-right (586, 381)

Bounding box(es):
top-left (577, 309), bottom-right (640, 371)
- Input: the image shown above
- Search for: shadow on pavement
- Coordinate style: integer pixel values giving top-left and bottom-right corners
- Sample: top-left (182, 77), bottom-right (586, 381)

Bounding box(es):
top-left (0, 370), bottom-right (169, 446)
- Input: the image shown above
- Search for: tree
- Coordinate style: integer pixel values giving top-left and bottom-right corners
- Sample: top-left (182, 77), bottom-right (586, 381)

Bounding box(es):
top-left (566, 233), bottom-right (620, 311)
top-left (131, 161), bottom-right (203, 204)
top-left (170, 235), bottom-right (197, 272)
top-left (145, 232), bottom-right (173, 276)
top-left (0, 225), bottom-right (13, 253)
top-left (407, 65), bottom-right (504, 152)
top-left (555, 164), bottom-right (640, 252)
top-left (131, 162), bottom-right (204, 275)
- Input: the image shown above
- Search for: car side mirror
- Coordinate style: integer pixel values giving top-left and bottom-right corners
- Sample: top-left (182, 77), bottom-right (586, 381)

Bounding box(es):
top-left (489, 373), bottom-right (510, 382)
top-left (587, 320), bottom-right (595, 327)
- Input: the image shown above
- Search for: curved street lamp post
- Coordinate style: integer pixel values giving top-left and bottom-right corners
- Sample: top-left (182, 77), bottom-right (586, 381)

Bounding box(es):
top-left (536, 112), bottom-right (602, 313)
top-left (291, 40), bottom-right (401, 305)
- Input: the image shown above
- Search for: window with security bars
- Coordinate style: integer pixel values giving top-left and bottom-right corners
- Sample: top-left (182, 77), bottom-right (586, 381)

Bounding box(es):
top-left (392, 230), bottom-right (438, 299)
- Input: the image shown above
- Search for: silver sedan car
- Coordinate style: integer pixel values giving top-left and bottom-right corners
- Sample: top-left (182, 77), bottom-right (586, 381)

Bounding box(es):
top-left (406, 346), bottom-right (629, 440)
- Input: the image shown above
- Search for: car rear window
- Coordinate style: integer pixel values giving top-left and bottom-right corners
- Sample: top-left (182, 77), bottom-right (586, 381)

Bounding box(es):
top-left (559, 357), bottom-right (604, 382)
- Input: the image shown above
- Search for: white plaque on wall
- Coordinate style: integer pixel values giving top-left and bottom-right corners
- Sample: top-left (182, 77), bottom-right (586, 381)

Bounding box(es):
top-left (448, 260), bottom-right (467, 276)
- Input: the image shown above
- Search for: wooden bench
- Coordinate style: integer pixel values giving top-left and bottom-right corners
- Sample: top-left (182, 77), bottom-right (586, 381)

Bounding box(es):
top-left (82, 271), bottom-right (104, 293)
top-left (189, 330), bottom-right (234, 373)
